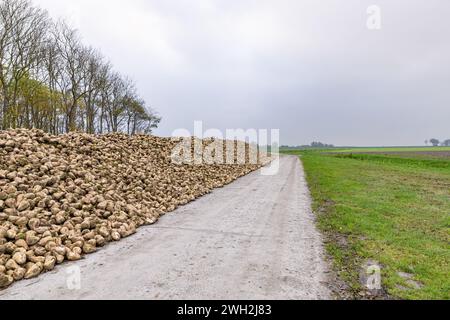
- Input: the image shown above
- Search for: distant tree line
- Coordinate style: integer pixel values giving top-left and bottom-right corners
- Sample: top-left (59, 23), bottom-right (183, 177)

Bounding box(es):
top-left (425, 139), bottom-right (450, 147)
top-left (0, 0), bottom-right (160, 135)
top-left (310, 141), bottom-right (334, 148)
top-left (281, 142), bottom-right (335, 149)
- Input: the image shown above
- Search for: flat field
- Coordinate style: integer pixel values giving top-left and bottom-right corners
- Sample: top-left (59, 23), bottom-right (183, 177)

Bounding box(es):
top-left (281, 147), bottom-right (450, 299)
top-left (329, 146), bottom-right (450, 153)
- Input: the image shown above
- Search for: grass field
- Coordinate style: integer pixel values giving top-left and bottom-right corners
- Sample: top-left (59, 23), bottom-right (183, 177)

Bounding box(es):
top-left (329, 146), bottom-right (450, 153)
top-left (281, 148), bottom-right (450, 300)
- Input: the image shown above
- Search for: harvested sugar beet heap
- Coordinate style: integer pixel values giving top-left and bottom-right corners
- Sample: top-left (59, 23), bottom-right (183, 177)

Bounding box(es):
top-left (0, 129), bottom-right (269, 288)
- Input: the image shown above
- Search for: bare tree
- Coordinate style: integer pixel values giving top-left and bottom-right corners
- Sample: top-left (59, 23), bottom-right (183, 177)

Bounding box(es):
top-left (81, 48), bottom-right (103, 133)
top-left (41, 28), bottom-right (63, 133)
top-left (53, 21), bottom-right (90, 132)
top-left (0, 0), bottom-right (49, 129)
top-left (95, 61), bottom-right (113, 134)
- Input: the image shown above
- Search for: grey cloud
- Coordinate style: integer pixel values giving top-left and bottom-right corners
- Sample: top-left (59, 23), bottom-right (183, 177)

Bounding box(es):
top-left (34, 0), bottom-right (450, 145)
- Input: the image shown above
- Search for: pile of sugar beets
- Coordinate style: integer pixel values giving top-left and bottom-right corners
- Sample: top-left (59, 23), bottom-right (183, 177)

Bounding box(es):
top-left (0, 129), bottom-right (269, 288)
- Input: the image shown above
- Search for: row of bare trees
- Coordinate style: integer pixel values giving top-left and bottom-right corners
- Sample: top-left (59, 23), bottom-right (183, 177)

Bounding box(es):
top-left (0, 0), bottom-right (160, 135)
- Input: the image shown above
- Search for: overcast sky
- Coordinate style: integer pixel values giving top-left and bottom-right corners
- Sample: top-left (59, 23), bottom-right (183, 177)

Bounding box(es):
top-left (34, 0), bottom-right (449, 146)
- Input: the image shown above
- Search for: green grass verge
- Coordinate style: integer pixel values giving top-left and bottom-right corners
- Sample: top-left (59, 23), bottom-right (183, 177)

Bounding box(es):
top-left (334, 153), bottom-right (450, 170)
top-left (282, 149), bottom-right (450, 300)
top-left (329, 146), bottom-right (450, 153)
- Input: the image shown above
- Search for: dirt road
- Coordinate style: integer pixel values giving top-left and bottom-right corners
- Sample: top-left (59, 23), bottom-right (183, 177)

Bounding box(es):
top-left (0, 155), bottom-right (330, 300)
